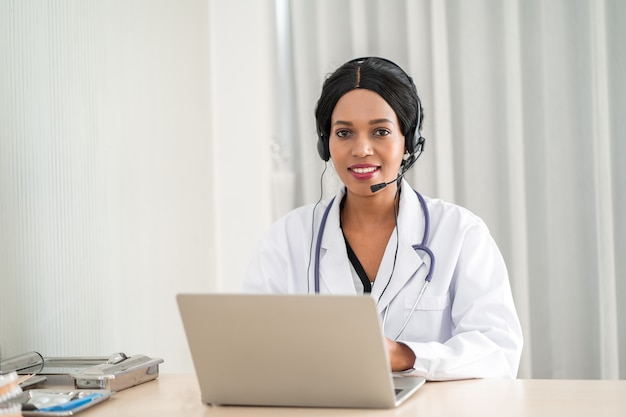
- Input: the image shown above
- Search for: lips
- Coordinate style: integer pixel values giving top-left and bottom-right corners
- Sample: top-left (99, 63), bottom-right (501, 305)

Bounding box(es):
top-left (348, 164), bottom-right (379, 180)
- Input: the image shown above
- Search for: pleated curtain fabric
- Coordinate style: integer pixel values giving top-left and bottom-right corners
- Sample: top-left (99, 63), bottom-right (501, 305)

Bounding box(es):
top-left (277, 0), bottom-right (626, 379)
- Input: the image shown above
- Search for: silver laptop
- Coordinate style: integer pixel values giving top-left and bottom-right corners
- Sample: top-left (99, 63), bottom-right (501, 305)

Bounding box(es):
top-left (176, 293), bottom-right (425, 409)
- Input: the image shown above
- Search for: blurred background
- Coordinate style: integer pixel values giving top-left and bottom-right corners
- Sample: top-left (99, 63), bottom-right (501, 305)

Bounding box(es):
top-left (1, 0), bottom-right (624, 379)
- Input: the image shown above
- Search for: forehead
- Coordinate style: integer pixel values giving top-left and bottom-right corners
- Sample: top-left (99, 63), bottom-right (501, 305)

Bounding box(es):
top-left (331, 89), bottom-right (398, 124)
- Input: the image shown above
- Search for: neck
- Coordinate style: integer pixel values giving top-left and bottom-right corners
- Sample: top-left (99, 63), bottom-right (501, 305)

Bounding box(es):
top-left (341, 183), bottom-right (401, 228)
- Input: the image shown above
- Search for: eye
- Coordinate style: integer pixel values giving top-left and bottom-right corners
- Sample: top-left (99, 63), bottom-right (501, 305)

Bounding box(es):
top-left (373, 128), bottom-right (391, 137)
top-left (335, 129), bottom-right (352, 138)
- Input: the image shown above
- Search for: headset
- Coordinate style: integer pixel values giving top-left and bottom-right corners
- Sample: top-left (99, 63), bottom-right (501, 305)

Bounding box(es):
top-left (316, 56), bottom-right (425, 172)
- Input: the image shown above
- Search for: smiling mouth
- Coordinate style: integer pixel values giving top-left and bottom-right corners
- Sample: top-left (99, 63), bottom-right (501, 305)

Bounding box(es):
top-left (350, 166), bottom-right (378, 174)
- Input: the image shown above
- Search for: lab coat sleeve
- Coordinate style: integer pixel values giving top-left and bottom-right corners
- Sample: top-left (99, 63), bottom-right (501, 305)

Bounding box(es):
top-left (242, 207), bottom-right (313, 294)
top-left (243, 220), bottom-right (290, 293)
top-left (243, 240), bottom-right (287, 293)
top-left (401, 221), bottom-right (523, 381)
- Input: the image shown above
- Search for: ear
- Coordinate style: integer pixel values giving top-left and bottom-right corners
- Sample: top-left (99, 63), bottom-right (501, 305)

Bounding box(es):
top-left (400, 150), bottom-right (410, 166)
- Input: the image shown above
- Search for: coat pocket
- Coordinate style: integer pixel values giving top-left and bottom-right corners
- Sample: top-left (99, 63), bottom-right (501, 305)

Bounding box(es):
top-left (404, 293), bottom-right (450, 311)
top-left (396, 293), bottom-right (452, 341)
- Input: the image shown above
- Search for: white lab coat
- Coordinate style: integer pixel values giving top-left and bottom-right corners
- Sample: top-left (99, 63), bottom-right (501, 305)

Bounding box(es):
top-left (243, 179), bottom-right (523, 381)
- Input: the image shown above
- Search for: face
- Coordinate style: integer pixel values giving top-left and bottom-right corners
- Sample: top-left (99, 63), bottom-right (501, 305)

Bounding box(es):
top-left (329, 88), bottom-right (405, 197)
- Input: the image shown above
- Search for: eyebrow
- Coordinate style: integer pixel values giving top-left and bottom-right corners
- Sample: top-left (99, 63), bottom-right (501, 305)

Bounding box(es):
top-left (331, 118), bottom-right (396, 127)
top-left (369, 118), bottom-right (396, 126)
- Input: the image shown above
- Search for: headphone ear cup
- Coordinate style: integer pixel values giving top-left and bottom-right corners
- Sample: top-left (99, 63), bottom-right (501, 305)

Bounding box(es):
top-left (405, 129), bottom-right (420, 155)
top-left (317, 134), bottom-right (330, 161)
top-left (416, 135), bottom-right (425, 153)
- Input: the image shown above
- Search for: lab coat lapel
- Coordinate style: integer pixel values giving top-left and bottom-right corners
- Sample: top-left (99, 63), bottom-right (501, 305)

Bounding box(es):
top-left (317, 190), bottom-right (358, 295)
top-left (372, 239), bottom-right (424, 315)
top-left (371, 182), bottom-right (427, 315)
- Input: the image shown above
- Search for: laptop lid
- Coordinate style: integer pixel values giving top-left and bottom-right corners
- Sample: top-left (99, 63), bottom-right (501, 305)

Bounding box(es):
top-left (176, 293), bottom-right (424, 409)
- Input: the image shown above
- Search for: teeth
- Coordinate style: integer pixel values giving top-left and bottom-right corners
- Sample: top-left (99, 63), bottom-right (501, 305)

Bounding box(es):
top-left (352, 167), bottom-right (377, 174)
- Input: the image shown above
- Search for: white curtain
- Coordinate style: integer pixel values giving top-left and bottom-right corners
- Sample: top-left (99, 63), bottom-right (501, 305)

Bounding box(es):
top-left (275, 0), bottom-right (626, 379)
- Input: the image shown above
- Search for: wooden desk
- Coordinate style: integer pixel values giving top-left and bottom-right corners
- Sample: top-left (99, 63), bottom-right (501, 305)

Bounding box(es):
top-left (79, 374), bottom-right (626, 416)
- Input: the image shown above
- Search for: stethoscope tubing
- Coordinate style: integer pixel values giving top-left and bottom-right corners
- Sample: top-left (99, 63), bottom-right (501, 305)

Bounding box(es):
top-left (314, 188), bottom-right (435, 340)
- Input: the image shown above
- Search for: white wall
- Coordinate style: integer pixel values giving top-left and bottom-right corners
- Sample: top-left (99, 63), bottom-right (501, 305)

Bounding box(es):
top-left (0, 0), bottom-right (275, 373)
top-left (209, 0), bottom-right (276, 292)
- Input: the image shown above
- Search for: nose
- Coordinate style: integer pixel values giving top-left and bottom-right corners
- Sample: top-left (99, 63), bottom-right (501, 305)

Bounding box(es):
top-left (351, 133), bottom-right (373, 157)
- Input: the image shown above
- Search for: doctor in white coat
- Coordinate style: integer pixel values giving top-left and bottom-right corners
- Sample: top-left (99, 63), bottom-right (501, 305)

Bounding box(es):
top-left (243, 57), bottom-right (523, 381)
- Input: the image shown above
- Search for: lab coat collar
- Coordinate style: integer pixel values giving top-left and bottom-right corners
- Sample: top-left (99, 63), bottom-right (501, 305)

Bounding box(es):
top-left (317, 187), bottom-right (358, 295)
top-left (371, 180), bottom-right (427, 314)
top-left (317, 181), bottom-right (429, 306)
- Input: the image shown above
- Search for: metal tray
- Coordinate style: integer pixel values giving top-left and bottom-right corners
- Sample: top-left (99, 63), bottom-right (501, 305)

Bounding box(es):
top-left (72, 355), bottom-right (163, 391)
top-left (14, 353), bottom-right (163, 392)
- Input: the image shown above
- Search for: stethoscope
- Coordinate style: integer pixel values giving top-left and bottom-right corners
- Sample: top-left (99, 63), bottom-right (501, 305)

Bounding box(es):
top-left (313, 188), bottom-right (435, 340)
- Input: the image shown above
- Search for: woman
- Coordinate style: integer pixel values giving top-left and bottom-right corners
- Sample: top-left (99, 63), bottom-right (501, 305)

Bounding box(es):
top-left (243, 57), bottom-right (523, 380)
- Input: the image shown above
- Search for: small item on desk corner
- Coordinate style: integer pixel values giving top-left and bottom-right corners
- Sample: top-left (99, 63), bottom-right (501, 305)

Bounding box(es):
top-left (0, 372), bottom-right (23, 417)
top-left (3, 351), bottom-right (163, 393)
top-left (17, 376), bottom-right (46, 391)
top-left (72, 354), bottom-right (164, 391)
top-left (0, 372), bottom-right (22, 403)
top-left (13, 389), bottom-right (113, 416)
top-left (0, 402), bottom-right (21, 417)
top-left (0, 352), bottom-right (45, 376)
top-left (36, 392), bottom-right (104, 413)
top-left (14, 377), bottom-right (31, 387)
top-left (106, 352), bottom-right (127, 365)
